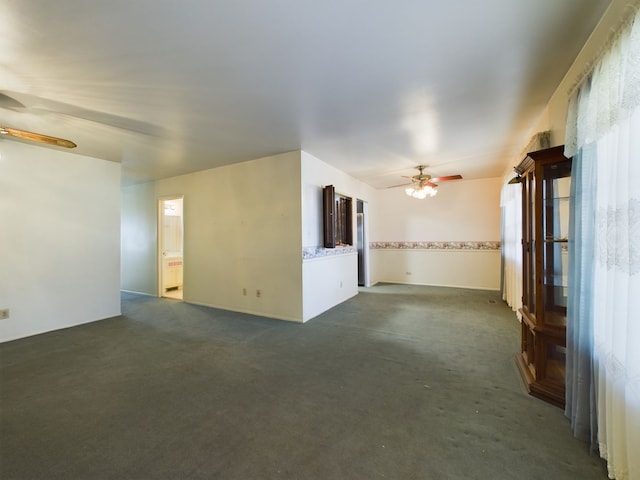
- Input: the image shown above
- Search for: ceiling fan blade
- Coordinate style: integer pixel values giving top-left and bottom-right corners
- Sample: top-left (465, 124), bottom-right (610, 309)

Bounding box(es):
top-left (0, 126), bottom-right (77, 148)
top-left (426, 181), bottom-right (438, 188)
top-left (429, 175), bottom-right (462, 182)
top-left (387, 182), bottom-right (412, 189)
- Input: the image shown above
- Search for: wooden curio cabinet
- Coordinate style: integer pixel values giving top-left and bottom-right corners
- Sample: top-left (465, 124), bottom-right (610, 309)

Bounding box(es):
top-left (515, 145), bottom-right (571, 408)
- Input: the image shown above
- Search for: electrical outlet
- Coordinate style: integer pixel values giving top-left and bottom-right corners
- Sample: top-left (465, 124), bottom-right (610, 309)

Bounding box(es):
top-left (256, 289), bottom-right (261, 298)
top-left (242, 288), bottom-right (247, 296)
top-left (0, 309), bottom-right (9, 320)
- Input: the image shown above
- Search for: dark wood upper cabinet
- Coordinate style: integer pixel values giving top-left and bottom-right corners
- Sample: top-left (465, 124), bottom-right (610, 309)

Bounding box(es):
top-left (323, 185), bottom-right (336, 248)
top-left (323, 185), bottom-right (352, 248)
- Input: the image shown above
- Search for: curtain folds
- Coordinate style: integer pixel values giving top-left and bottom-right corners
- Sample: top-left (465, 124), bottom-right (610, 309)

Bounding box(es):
top-left (592, 113), bottom-right (640, 480)
top-left (564, 7), bottom-right (640, 480)
top-left (565, 144), bottom-right (598, 449)
top-left (500, 179), bottom-right (522, 318)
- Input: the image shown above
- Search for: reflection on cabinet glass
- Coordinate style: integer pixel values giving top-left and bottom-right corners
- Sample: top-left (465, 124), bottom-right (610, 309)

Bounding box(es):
top-left (515, 145), bottom-right (571, 408)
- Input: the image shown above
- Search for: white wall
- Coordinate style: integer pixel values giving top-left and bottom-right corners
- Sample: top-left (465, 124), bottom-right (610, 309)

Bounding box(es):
top-left (303, 253), bottom-right (358, 320)
top-left (301, 151), bottom-right (375, 320)
top-left (0, 141), bottom-right (121, 342)
top-left (370, 177), bottom-right (503, 290)
top-left (121, 181), bottom-right (157, 295)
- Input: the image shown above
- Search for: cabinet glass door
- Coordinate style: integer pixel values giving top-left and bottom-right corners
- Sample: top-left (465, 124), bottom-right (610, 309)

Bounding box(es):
top-left (522, 171), bottom-right (536, 316)
top-left (542, 162), bottom-right (571, 326)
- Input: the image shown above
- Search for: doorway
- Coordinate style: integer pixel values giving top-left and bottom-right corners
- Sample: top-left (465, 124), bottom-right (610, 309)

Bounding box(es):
top-left (159, 197), bottom-right (184, 300)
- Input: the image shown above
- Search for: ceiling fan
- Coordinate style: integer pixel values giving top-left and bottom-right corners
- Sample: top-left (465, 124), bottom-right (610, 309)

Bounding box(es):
top-left (0, 125), bottom-right (77, 148)
top-left (0, 92), bottom-right (75, 148)
top-left (390, 165), bottom-right (462, 199)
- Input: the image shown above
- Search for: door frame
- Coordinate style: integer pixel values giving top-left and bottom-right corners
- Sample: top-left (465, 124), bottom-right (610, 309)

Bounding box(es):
top-left (158, 195), bottom-right (184, 299)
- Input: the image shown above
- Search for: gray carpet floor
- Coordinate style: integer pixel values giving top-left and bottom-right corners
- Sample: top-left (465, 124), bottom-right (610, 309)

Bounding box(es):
top-left (0, 284), bottom-right (606, 479)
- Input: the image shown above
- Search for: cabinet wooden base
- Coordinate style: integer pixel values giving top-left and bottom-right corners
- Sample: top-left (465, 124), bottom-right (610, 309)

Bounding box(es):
top-left (515, 353), bottom-right (565, 409)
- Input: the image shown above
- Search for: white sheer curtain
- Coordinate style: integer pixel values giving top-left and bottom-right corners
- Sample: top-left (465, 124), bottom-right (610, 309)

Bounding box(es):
top-left (500, 178), bottom-right (522, 318)
top-left (565, 7), bottom-right (640, 480)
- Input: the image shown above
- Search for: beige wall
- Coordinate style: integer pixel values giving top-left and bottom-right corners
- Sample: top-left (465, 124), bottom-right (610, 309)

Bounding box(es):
top-left (372, 177), bottom-right (502, 241)
top-left (121, 151), bottom-right (304, 321)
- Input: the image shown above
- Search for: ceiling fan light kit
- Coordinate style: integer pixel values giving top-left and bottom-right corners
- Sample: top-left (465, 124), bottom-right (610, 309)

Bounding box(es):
top-left (405, 184), bottom-right (437, 199)
top-left (394, 165), bottom-right (462, 199)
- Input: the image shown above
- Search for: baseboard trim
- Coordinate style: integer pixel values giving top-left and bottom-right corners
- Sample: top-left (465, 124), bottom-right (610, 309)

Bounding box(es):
top-left (120, 289), bottom-right (156, 297)
top-left (370, 280), bottom-right (500, 292)
top-left (185, 300), bottom-right (304, 324)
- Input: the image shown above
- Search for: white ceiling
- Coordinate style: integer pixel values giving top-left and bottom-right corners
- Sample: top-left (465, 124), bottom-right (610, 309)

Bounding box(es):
top-left (1, 0), bottom-right (611, 187)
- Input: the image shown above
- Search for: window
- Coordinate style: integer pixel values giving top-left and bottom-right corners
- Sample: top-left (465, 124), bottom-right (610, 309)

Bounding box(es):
top-left (323, 185), bottom-right (352, 248)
